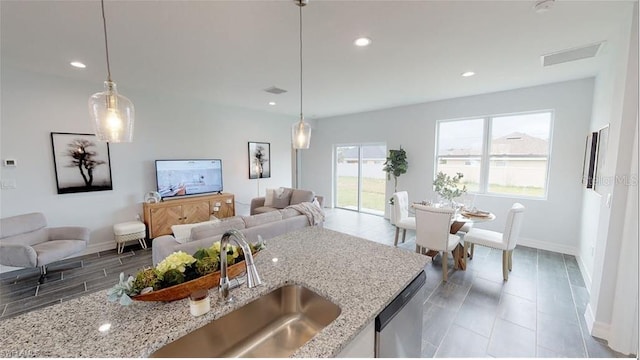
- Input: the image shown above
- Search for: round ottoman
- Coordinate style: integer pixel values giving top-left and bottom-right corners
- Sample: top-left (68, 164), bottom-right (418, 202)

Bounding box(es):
top-left (113, 221), bottom-right (147, 254)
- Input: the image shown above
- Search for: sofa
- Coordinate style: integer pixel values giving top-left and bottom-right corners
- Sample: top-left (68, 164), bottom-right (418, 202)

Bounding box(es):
top-left (152, 207), bottom-right (320, 265)
top-left (250, 187), bottom-right (323, 215)
top-left (0, 212), bottom-right (90, 282)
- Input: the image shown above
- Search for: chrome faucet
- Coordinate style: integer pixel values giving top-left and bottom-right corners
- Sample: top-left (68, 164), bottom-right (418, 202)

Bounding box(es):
top-left (219, 229), bottom-right (262, 303)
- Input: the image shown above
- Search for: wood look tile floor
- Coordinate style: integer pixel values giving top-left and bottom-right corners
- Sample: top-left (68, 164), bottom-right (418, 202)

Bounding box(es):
top-left (0, 207), bottom-right (632, 358)
top-left (0, 247), bottom-right (152, 319)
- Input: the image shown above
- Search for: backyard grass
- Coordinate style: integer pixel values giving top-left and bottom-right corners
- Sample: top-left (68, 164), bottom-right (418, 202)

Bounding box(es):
top-left (336, 176), bottom-right (386, 212)
top-left (336, 177), bottom-right (544, 214)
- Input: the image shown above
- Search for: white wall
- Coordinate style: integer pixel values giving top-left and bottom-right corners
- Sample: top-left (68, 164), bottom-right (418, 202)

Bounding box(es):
top-left (301, 79), bottom-right (595, 254)
top-left (582, 4), bottom-right (638, 354)
top-left (0, 67), bottom-right (293, 255)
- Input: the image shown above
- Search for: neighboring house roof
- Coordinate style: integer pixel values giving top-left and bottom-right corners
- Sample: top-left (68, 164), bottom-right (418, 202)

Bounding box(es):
top-left (441, 132), bottom-right (548, 157)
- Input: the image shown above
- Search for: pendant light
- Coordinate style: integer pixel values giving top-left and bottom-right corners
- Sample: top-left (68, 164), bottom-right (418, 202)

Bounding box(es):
top-left (292, 0), bottom-right (311, 149)
top-left (88, 0), bottom-right (134, 143)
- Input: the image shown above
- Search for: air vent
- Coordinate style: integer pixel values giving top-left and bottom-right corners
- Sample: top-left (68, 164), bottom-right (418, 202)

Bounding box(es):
top-left (264, 86), bottom-right (287, 95)
top-left (541, 42), bottom-right (604, 67)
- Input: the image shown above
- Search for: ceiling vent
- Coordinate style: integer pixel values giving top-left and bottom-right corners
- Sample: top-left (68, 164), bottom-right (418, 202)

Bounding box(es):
top-left (264, 86), bottom-right (287, 95)
top-left (541, 42), bottom-right (604, 67)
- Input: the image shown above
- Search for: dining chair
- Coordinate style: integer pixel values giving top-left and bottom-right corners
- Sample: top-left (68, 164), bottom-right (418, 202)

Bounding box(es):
top-left (392, 191), bottom-right (416, 246)
top-left (463, 203), bottom-right (525, 281)
top-left (456, 193), bottom-right (476, 236)
top-left (414, 204), bottom-right (461, 282)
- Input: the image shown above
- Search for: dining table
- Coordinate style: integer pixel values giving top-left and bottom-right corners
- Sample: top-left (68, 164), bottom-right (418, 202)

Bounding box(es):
top-left (450, 209), bottom-right (496, 270)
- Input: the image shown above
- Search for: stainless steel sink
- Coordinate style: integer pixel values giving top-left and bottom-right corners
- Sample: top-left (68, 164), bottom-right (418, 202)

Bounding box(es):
top-left (150, 285), bottom-right (341, 358)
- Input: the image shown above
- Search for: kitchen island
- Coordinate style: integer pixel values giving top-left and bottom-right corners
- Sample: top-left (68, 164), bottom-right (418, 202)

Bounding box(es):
top-left (0, 227), bottom-right (428, 357)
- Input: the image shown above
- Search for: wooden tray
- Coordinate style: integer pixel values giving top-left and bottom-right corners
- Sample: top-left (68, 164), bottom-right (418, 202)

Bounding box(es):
top-left (132, 259), bottom-right (249, 302)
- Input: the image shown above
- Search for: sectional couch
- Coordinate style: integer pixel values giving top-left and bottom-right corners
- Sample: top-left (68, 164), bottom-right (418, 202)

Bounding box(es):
top-left (152, 208), bottom-right (318, 265)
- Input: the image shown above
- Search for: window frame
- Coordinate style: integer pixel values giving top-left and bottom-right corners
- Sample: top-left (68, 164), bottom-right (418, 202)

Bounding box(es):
top-left (435, 110), bottom-right (554, 200)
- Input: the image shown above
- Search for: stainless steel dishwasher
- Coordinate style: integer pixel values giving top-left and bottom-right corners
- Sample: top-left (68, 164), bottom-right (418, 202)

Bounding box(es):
top-left (375, 271), bottom-right (426, 357)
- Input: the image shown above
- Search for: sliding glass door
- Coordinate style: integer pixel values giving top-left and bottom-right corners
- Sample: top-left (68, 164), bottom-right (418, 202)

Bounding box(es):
top-left (335, 144), bottom-right (387, 215)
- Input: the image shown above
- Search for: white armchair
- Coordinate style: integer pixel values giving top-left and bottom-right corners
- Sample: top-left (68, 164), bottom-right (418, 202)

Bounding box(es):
top-left (0, 213), bottom-right (90, 283)
top-left (463, 203), bottom-right (525, 281)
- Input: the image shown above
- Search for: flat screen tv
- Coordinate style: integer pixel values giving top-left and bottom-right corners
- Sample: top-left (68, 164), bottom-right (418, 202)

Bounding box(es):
top-left (155, 159), bottom-right (223, 199)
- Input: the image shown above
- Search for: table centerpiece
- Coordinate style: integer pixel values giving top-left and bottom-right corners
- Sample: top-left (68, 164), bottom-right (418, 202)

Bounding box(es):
top-left (107, 240), bottom-right (264, 305)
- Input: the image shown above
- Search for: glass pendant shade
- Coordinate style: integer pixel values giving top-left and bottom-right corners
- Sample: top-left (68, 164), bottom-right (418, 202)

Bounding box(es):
top-left (292, 117), bottom-right (311, 149)
top-left (89, 81), bottom-right (134, 143)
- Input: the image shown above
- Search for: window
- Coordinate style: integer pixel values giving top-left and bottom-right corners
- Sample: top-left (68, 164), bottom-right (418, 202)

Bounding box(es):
top-left (436, 111), bottom-right (552, 198)
top-left (435, 118), bottom-right (484, 192)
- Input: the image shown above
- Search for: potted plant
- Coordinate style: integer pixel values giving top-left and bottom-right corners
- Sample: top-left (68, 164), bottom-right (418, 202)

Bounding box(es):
top-left (433, 171), bottom-right (467, 208)
top-left (383, 147), bottom-right (408, 225)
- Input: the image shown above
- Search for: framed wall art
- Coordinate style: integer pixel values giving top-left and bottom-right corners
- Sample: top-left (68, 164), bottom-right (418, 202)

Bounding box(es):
top-left (51, 132), bottom-right (113, 194)
top-left (593, 125), bottom-right (609, 194)
top-left (582, 132), bottom-right (598, 189)
top-left (248, 142), bottom-right (270, 179)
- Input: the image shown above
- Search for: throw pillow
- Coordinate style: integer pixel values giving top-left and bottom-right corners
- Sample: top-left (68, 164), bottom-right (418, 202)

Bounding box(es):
top-left (272, 187), bottom-right (293, 209)
top-left (264, 188), bottom-right (276, 207)
top-left (171, 219), bottom-right (220, 244)
top-left (290, 189), bottom-right (315, 205)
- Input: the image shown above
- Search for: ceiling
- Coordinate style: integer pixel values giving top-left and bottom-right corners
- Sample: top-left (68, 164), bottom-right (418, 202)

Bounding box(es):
top-left (0, 1), bottom-right (633, 119)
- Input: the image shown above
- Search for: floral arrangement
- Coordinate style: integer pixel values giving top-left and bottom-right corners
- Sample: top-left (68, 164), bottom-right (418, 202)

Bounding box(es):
top-left (107, 241), bottom-right (264, 305)
top-left (433, 171), bottom-right (467, 202)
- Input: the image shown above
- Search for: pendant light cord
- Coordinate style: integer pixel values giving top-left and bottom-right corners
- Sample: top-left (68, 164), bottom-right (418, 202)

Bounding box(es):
top-left (101, 0), bottom-right (112, 82)
top-left (299, 3), bottom-right (303, 119)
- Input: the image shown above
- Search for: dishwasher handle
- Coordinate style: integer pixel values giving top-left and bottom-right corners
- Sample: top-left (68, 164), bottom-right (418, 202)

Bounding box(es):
top-left (375, 271), bottom-right (426, 332)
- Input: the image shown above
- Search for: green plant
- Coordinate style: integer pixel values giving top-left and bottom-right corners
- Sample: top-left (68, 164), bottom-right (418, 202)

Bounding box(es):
top-left (433, 171), bottom-right (467, 202)
top-left (107, 240), bottom-right (265, 306)
top-left (383, 147), bottom-right (408, 204)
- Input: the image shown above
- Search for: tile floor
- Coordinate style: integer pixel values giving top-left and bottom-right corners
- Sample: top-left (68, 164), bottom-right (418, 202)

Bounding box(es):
top-left (0, 207), bottom-right (632, 357)
top-left (323, 208), bottom-right (631, 358)
top-left (0, 247), bottom-right (152, 319)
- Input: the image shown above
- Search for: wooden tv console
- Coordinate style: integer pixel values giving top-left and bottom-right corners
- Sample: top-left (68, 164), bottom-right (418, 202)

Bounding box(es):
top-left (143, 193), bottom-right (235, 238)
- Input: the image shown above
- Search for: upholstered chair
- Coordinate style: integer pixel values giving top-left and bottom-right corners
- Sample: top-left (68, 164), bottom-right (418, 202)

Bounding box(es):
top-left (414, 204), bottom-right (461, 282)
top-left (391, 191), bottom-right (416, 246)
top-left (463, 203), bottom-right (525, 281)
top-left (0, 212), bottom-right (90, 283)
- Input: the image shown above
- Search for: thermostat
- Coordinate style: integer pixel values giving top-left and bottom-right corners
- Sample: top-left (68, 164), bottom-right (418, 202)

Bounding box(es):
top-left (3, 159), bottom-right (16, 167)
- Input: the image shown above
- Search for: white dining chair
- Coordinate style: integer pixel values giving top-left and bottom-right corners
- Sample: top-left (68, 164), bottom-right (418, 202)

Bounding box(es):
top-left (392, 191), bottom-right (416, 246)
top-left (463, 203), bottom-right (525, 281)
top-left (414, 204), bottom-right (461, 282)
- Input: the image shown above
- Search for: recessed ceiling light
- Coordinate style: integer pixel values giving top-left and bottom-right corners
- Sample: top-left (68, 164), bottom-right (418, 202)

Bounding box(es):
top-left (461, 71), bottom-right (475, 77)
top-left (98, 323), bottom-right (111, 332)
top-left (70, 61), bottom-right (86, 69)
top-left (354, 37), bottom-right (372, 47)
top-left (268, 101), bottom-right (276, 106)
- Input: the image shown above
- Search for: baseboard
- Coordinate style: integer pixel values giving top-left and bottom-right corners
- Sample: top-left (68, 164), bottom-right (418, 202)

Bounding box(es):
top-left (576, 253), bottom-right (593, 290)
top-left (517, 236), bottom-right (578, 256)
top-left (84, 241), bottom-right (117, 255)
top-left (585, 304), bottom-right (611, 340)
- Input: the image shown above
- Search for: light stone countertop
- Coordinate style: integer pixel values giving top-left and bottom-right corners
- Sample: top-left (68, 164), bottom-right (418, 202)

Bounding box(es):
top-left (0, 227), bottom-right (428, 358)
